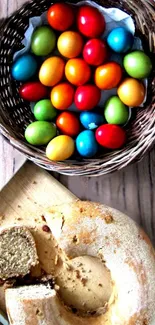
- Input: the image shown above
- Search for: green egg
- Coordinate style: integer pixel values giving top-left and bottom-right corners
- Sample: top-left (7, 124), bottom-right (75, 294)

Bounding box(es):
top-left (31, 26), bottom-right (56, 56)
top-left (104, 96), bottom-right (129, 125)
top-left (34, 99), bottom-right (57, 121)
top-left (123, 51), bottom-right (152, 79)
top-left (25, 121), bottom-right (57, 146)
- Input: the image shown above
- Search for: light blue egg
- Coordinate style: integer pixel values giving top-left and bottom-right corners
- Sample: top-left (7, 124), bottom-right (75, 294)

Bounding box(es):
top-left (80, 112), bottom-right (104, 130)
top-left (76, 130), bottom-right (98, 158)
top-left (107, 27), bottom-right (134, 53)
top-left (11, 54), bottom-right (38, 81)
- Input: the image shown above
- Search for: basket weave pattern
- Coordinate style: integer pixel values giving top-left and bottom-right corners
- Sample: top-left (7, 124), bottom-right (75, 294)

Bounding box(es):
top-left (0, 0), bottom-right (154, 176)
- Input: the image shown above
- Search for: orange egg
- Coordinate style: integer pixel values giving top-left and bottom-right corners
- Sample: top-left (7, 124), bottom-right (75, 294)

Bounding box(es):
top-left (51, 82), bottom-right (75, 110)
top-left (57, 31), bottom-right (84, 58)
top-left (65, 58), bottom-right (91, 86)
top-left (117, 78), bottom-right (145, 107)
top-left (39, 57), bottom-right (65, 87)
top-left (94, 62), bottom-right (123, 90)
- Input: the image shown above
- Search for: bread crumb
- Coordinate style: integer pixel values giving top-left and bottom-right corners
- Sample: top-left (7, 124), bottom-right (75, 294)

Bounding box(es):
top-left (105, 215), bottom-right (114, 224)
top-left (76, 270), bottom-right (81, 279)
top-left (81, 278), bottom-right (88, 286)
top-left (42, 225), bottom-right (51, 233)
top-left (36, 309), bottom-right (43, 317)
top-left (16, 217), bottom-right (22, 221)
top-left (72, 235), bottom-right (79, 244)
top-left (41, 215), bottom-right (46, 222)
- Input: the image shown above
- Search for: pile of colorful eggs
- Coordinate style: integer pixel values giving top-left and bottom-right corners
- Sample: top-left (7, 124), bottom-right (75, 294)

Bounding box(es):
top-left (11, 3), bottom-right (152, 161)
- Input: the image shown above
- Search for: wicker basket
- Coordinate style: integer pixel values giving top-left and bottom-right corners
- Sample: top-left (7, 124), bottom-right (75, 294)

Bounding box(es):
top-left (0, 0), bottom-right (154, 176)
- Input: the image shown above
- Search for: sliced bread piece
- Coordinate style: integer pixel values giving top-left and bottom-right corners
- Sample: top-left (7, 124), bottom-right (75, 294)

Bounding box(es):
top-left (6, 284), bottom-right (57, 325)
top-left (0, 226), bottom-right (38, 280)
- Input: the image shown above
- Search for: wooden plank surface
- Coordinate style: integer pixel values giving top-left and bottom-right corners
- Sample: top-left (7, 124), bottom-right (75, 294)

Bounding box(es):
top-left (0, 162), bottom-right (76, 314)
top-left (0, 0), bottom-right (155, 246)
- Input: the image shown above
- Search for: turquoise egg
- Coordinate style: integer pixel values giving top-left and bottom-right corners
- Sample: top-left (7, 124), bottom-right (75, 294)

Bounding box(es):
top-left (107, 27), bottom-right (134, 53)
top-left (80, 112), bottom-right (104, 130)
top-left (76, 130), bottom-right (98, 158)
top-left (12, 54), bottom-right (38, 81)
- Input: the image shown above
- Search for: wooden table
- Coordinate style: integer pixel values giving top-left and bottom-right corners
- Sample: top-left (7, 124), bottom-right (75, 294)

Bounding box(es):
top-left (0, 0), bottom-right (155, 245)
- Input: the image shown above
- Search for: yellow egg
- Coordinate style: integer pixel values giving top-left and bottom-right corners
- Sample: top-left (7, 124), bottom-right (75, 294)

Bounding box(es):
top-left (117, 78), bottom-right (145, 107)
top-left (39, 56), bottom-right (65, 87)
top-left (46, 135), bottom-right (75, 161)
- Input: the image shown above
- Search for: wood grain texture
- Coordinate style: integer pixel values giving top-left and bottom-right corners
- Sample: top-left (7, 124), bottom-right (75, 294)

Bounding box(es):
top-left (0, 135), bottom-right (26, 190)
top-left (0, 0), bottom-right (155, 245)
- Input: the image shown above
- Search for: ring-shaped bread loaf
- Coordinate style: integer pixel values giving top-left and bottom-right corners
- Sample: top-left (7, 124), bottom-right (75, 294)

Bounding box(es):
top-left (5, 201), bottom-right (155, 325)
top-left (44, 200), bottom-right (155, 325)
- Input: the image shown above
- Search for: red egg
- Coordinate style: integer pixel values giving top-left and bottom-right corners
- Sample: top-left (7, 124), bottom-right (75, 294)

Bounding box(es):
top-left (83, 39), bottom-right (108, 66)
top-left (75, 84), bottom-right (101, 111)
top-left (77, 5), bottom-right (106, 38)
top-left (47, 3), bottom-right (75, 31)
top-left (56, 111), bottom-right (80, 137)
top-left (95, 124), bottom-right (126, 149)
top-left (19, 82), bottom-right (48, 102)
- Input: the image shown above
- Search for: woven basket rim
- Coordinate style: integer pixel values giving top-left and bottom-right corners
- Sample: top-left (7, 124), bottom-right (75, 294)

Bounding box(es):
top-left (0, 0), bottom-right (155, 176)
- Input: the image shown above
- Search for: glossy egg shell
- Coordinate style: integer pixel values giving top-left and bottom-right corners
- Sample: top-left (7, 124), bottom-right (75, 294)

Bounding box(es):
top-left (46, 135), bottom-right (75, 161)
top-left (19, 82), bottom-right (48, 102)
top-left (51, 82), bottom-right (75, 110)
top-left (34, 99), bottom-right (57, 121)
top-left (76, 130), bottom-right (98, 158)
top-left (107, 27), bottom-right (134, 53)
top-left (104, 96), bottom-right (129, 125)
top-left (95, 124), bottom-right (126, 149)
top-left (75, 85), bottom-right (101, 111)
top-left (77, 5), bottom-right (106, 38)
top-left (65, 58), bottom-right (91, 86)
top-left (25, 121), bottom-right (57, 146)
top-left (83, 39), bottom-right (108, 66)
top-left (47, 3), bottom-right (75, 32)
top-left (39, 57), bottom-right (65, 87)
top-left (57, 31), bottom-right (84, 59)
top-left (56, 112), bottom-right (80, 136)
top-left (123, 50), bottom-right (152, 79)
top-left (11, 54), bottom-right (37, 82)
top-left (95, 62), bottom-right (123, 90)
top-left (117, 78), bottom-right (145, 107)
top-left (31, 26), bottom-right (56, 56)
top-left (80, 111), bottom-right (104, 130)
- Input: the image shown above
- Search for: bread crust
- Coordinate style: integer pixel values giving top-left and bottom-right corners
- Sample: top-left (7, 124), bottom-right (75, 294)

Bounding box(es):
top-left (3, 201), bottom-right (155, 325)
top-left (44, 200), bottom-right (155, 325)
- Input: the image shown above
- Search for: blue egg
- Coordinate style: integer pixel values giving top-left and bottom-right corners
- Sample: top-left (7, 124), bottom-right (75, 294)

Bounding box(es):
top-left (107, 27), bottom-right (134, 53)
top-left (11, 54), bottom-right (38, 81)
top-left (80, 112), bottom-right (104, 130)
top-left (76, 130), bottom-right (98, 158)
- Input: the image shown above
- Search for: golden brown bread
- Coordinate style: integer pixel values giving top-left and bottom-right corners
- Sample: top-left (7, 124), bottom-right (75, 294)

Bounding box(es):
top-left (3, 201), bottom-right (155, 325)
